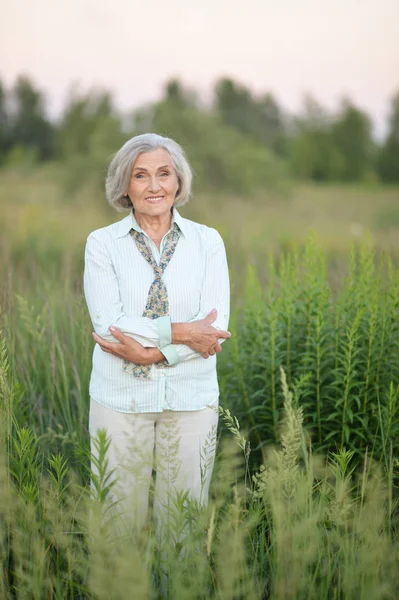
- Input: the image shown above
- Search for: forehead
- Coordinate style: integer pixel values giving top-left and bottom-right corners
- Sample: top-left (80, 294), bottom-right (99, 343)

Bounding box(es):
top-left (133, 148), bottom-right (174, 169)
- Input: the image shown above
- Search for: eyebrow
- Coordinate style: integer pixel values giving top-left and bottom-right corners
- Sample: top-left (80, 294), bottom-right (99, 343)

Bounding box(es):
top-left (133, 164), bottom-right (171, 172)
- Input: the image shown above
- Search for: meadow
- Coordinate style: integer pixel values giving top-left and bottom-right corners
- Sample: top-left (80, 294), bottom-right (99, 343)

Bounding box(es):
top-left (0, 166), bottom-right (399, 598)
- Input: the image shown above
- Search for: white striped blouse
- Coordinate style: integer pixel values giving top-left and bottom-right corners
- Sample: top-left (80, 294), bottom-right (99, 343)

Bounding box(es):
top-left (83, 208), bottom-right (230, 413)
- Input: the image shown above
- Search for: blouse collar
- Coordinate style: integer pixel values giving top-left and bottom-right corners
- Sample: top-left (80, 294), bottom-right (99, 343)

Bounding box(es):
top-left (115, 207), bottom-right (187, 239)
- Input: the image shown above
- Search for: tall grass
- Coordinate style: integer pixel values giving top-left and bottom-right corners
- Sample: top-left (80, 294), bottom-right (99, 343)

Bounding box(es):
top-left (225, 238), bottom-right (399, 470)
top-left (1, 350), bottom-right (398, 598)
top-left (3, 236), bottom-right (398, 469)
top-left (1, 177), bottom-right (399, 596)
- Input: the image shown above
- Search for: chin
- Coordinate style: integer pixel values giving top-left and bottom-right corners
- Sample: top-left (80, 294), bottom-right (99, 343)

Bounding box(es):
top-left (146, 205), bottom-right (171, 216)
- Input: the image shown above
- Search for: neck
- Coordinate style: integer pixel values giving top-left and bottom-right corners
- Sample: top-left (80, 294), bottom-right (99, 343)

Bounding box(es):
top-left (134, 208), bottom-right (173, 243)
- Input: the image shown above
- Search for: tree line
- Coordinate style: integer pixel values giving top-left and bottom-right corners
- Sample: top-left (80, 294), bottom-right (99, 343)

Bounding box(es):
top-left (0, 75), bottom-right (398, 190)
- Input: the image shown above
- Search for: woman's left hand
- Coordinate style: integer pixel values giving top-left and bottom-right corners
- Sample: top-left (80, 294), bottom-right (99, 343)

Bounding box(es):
top-left (92, 327), bottom-right (158, 365)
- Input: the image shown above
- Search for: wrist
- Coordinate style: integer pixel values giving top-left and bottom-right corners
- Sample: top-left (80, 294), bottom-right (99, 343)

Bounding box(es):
top-left (171, 322), bottom-right (190, 344)
top-left (142, 348), bottom-right (164, 365)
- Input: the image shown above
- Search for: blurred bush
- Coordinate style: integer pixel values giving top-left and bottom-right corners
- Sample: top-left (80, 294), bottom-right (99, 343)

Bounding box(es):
top-left (373, 206), bottom-right (399, 230)
top-left (138, 82), bottom-right (289, 195)
top-left (1, 75), bottom-right (399, 197)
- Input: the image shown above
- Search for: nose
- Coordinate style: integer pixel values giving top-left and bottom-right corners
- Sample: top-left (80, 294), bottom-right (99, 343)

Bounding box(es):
top-left (148, 175), bottom-right (161, 192)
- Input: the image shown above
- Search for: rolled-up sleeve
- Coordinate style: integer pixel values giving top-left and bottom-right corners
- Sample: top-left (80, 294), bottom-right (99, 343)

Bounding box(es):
top-left (161, 229), bottom-right (230, 365)
top-left (84, 232), bottom-right (172, 347)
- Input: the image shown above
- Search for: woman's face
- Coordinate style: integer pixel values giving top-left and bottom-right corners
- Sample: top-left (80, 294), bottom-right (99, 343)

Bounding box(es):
top-left (126, 148), bottom-right (179, 218)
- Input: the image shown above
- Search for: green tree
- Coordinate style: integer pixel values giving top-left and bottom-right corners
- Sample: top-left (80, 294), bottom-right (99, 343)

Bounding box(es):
top-left (56, 88), bottom-right (127, 192)
top-left (214, 78), bottom-right (255, 136)
top-left (214, 78), bottom-right (287, 154)
top-left (9, 75), bottom-right (54, 160)
top-left (0, 79), bottom-right (11, 164)
top-left (257, 92), bottom-right (287, 155)
top-left (56, 88), bottom-right (124, 158)
top-left (135, 80), bottom-right (288, 195)
top-left (378, 91), bottom-right (399, 182)
top-left (289, 95), bottom-right (343, 181)
top-left (331, 99), bottom-right (374, 181)
top-left (164, 78), bottom-right (197, 108)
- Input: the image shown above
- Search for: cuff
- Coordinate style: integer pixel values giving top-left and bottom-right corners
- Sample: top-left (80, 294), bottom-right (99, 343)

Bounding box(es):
top-left (160, 344), bottom-right (179, 366)
top-left (157, 316), bottom-right (172, 349)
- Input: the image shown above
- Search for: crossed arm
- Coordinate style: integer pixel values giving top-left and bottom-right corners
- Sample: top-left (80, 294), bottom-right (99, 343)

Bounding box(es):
top-left (84, 230), bottom-right (231, 365)
top-left (92, 309), bottom-right (230, 364)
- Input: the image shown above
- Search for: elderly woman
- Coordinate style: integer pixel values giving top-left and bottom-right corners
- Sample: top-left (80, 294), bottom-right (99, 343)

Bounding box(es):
top-left (84, 133), bottom-right (231, 535)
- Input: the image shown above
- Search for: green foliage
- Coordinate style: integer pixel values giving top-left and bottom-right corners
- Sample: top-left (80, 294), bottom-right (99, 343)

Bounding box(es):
top-left (222, 238), bottom-right (399, 465)
top-left (1, 74), bottom-right (399, 188)
top-left (136, 83), bottom-right (289, 195)
top-left (55, 88), bottom-right (128, 193)
top-left (0, 368), bottom-right (397, 598)
top-left (3, 144), bottom-right (39, 170)
top-left (90, 429), bottom-right (117, 506)
top-left (215, 78), bottom-right (288, 156)
top-left (8, 75), bottom-right (55, 161)
top-left (378, 92), bottom-right (399, 182)
top-left (331, 99), bottom-right (375, 181)
top-left (373, 206), bottom-right (399, 231)
top-left (288, 95), bottom-right (375, 182)
top-left (0, 81), bottom-right (11, 164)
top-left (0, 171), bottom-right (399, 595)
top-left (289, 127), bottom-right (345, 181)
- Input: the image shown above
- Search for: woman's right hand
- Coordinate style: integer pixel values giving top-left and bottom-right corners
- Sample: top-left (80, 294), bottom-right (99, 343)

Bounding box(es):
top-left (172, 310), bottom-right (231, 358)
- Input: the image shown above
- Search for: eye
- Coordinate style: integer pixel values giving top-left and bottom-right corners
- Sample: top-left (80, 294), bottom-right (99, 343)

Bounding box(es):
top-left (160, 171), bottom-right (169, 177)
top-left (135, 173), bottom-right (145, 179)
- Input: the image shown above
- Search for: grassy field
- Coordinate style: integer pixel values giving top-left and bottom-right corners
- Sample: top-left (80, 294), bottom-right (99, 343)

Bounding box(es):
top-left (2, 166), bottom-right (399, 269)
top-left (0, 167), bottom-right (398, 598)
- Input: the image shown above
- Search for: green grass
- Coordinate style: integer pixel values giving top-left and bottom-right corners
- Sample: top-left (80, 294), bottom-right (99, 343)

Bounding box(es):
top-left (1, 167), bottom-right (399, 275)
top-left (224, 239), bottom-right (399, 468)
top-left (0, 168), bottom-right (399, 597)
top-left (1, 359), bottom-right (398, 599)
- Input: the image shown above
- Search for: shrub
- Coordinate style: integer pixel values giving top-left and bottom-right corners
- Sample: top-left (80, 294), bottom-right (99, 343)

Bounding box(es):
top-left (221, 237), bottom-right (399, 468)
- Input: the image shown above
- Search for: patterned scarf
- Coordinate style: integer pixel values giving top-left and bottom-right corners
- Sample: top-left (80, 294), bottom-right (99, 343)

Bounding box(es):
top-left (122, 221), bottom-right (181, 379)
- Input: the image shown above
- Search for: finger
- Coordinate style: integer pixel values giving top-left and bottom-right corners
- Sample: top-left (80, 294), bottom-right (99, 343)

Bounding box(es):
top-left (209, 349), bottom-right (216, 356)
top-left (215, 344), bottom-right (223, 353)
top-left (92, 332), bottom-right (121, 354)
top-left (204, 309), bottom-right (217, 324)
top-left (201, 352), bottom-right (210, 359)
top-left (101, 347), bottom-right (123, 359)
top-left (215, 329), bottom-right (231, 339)
top-left (100, 347), bottom-right (112, 354)
top-left (92, 332), bottom-right (112, 349)
top-left (101, 345), bottom-right (121, 357)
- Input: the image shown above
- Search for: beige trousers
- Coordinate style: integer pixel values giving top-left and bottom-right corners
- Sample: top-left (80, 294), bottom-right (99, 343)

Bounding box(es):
top-left (89, 399), bottom-right (218, 536)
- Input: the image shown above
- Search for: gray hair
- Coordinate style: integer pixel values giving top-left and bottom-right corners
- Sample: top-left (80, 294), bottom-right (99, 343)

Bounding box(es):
top-left (105, 133), bottom-right (193, 211)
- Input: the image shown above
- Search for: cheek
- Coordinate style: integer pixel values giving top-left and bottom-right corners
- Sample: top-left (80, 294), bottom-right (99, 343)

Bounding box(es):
top-left (128, 181), bottom-right (144, 199)
top-left (169, 176), bottom-right (180, 196)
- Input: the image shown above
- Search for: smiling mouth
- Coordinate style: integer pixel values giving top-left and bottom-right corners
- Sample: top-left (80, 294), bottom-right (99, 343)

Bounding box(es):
top-left (146, 196), bottom-right (164, 202)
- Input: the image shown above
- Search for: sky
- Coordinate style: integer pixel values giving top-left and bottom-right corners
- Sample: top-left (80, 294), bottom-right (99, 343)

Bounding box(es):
top-left (1, 0), bottom-right (398, 136)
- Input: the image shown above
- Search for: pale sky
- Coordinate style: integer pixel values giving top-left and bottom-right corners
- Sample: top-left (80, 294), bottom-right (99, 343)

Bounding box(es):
top-left (1, 0), bottom-right (398, 135)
